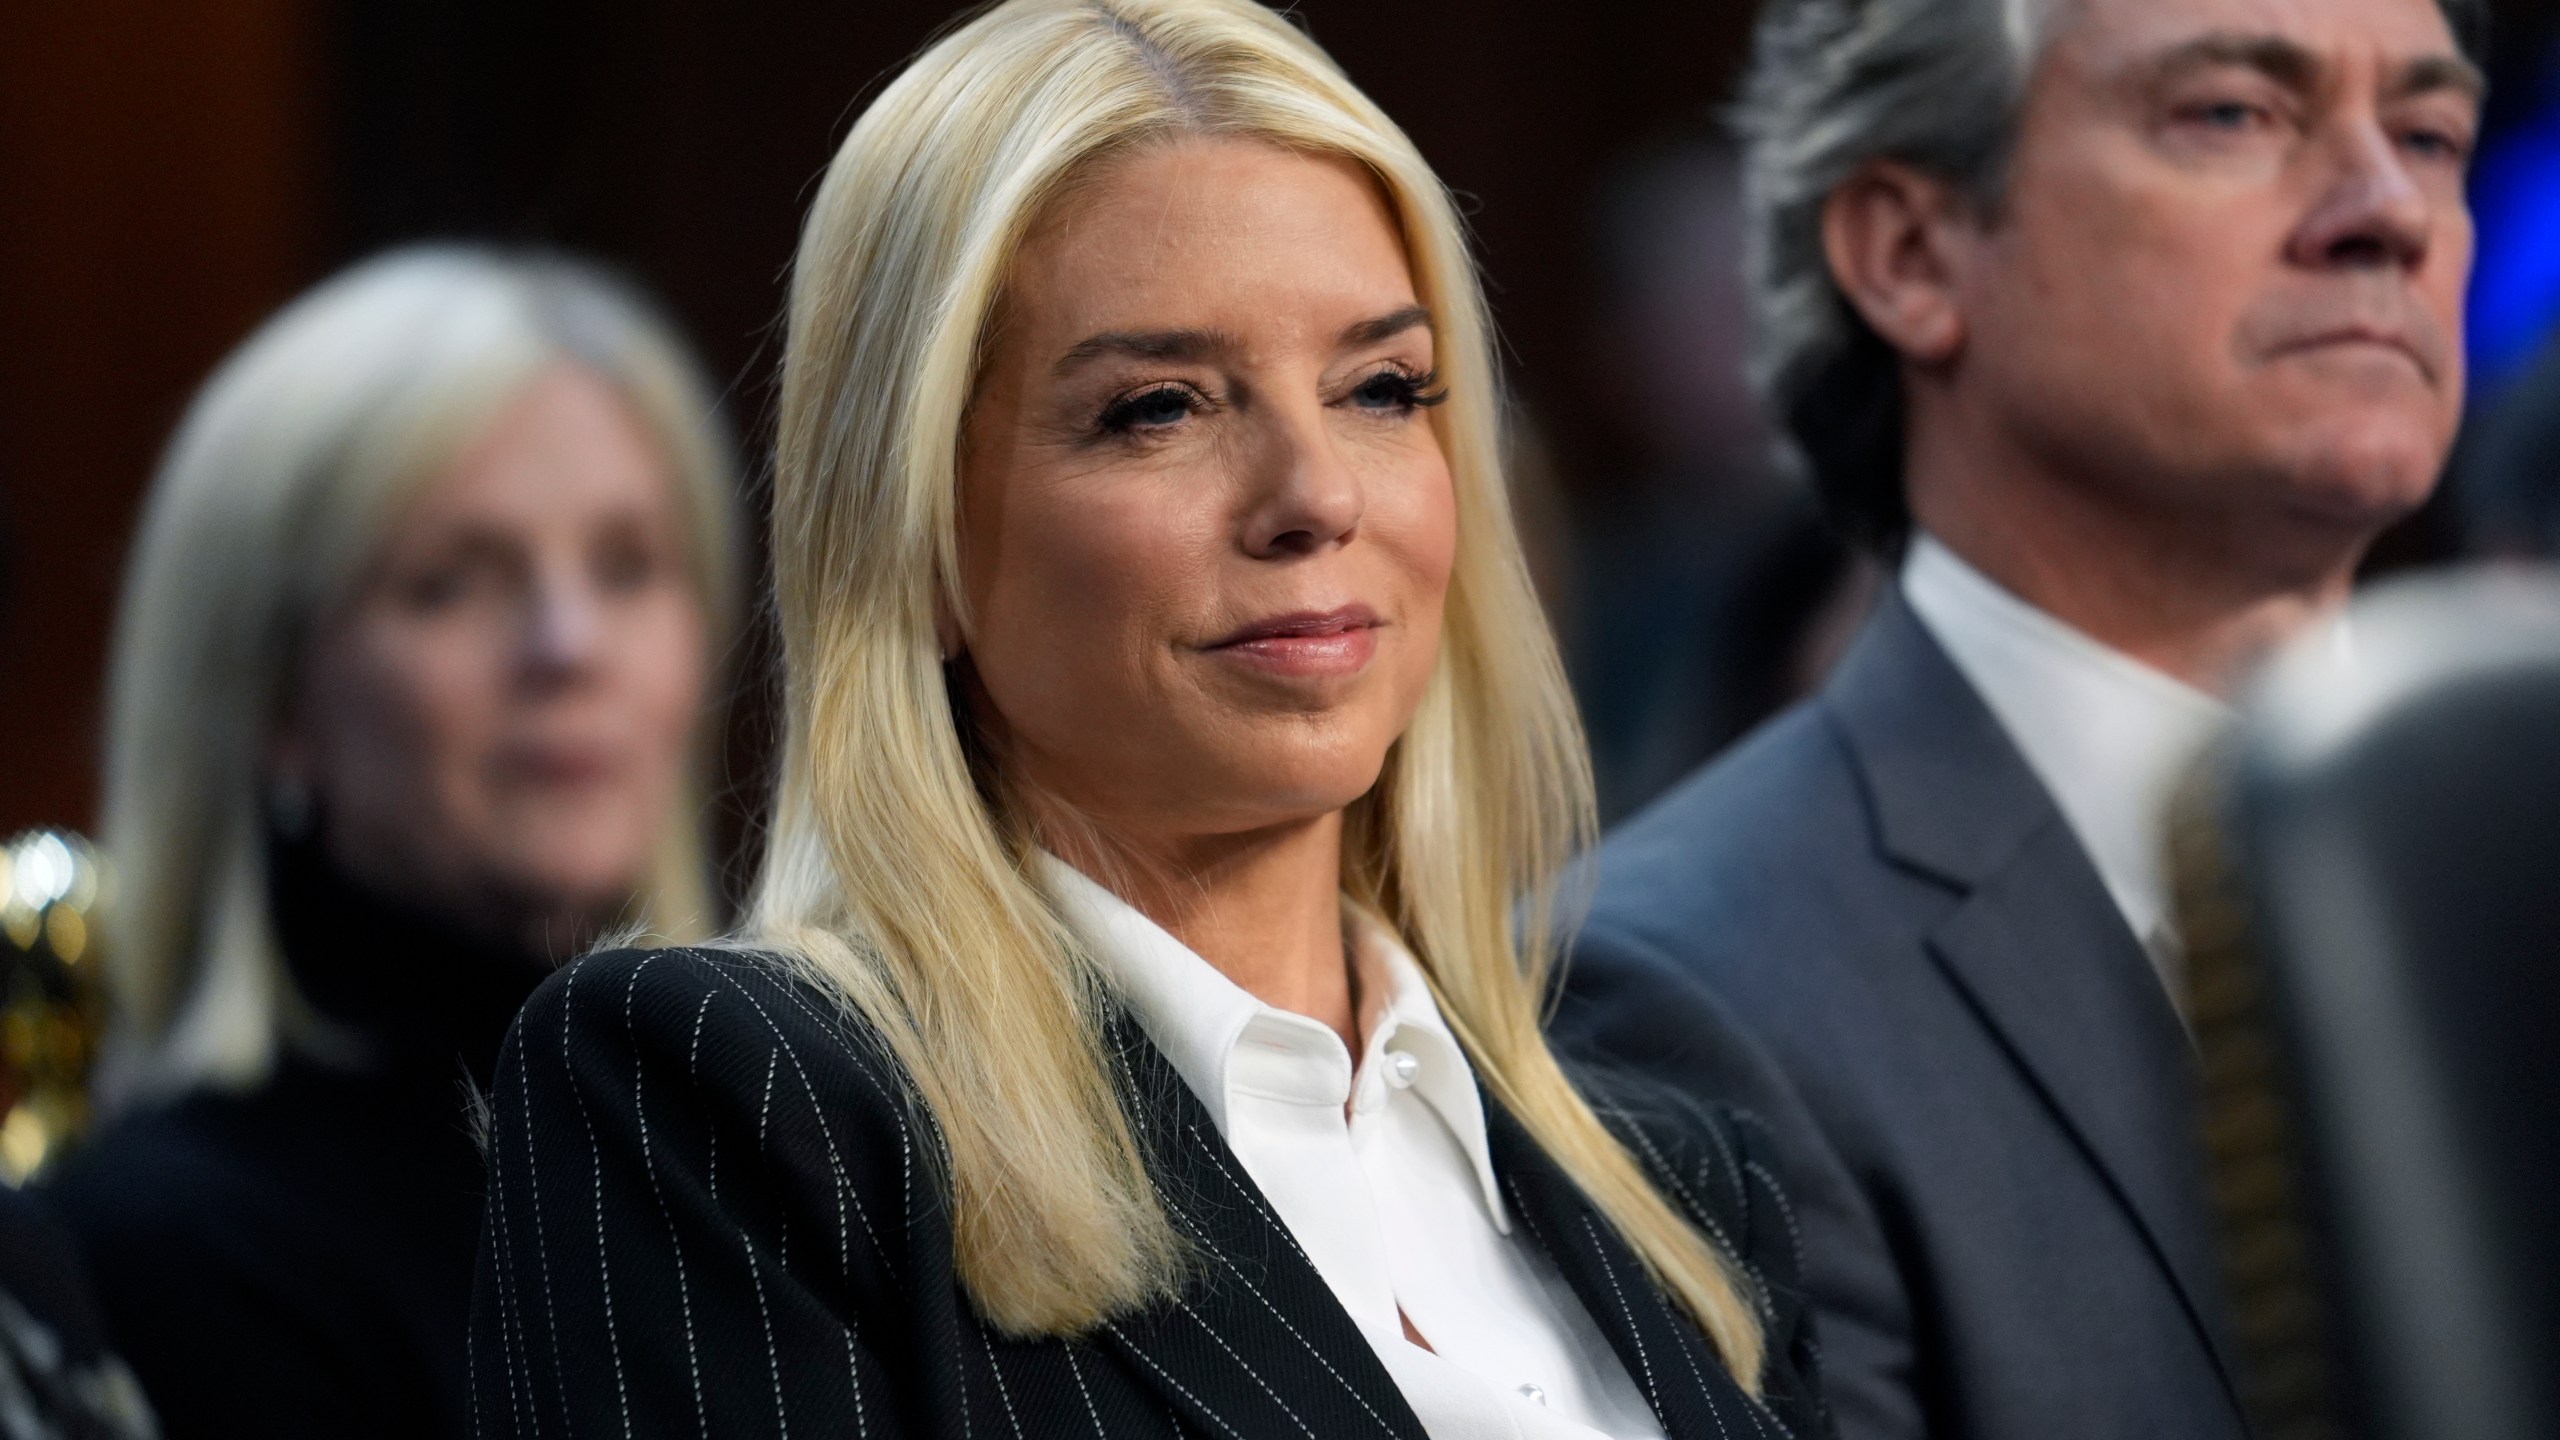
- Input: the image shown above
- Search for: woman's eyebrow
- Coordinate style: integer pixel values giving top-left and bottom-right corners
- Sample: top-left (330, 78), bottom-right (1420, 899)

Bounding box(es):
top-left (1051, 307), bottom-right (1429, 374)
top-left (1053, 326), bottom-right (1243, 374)
top-left (1340, 305), bottom-right (1432, 350)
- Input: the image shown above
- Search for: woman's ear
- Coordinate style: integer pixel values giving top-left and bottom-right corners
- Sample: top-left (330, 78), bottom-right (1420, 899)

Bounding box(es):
top-left (1821, 160), bottom-right (1972, 366)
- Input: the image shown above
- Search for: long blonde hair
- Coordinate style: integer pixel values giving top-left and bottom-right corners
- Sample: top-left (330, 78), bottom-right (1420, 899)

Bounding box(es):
top-left (756, 0), bottom-right (1767, 1385)
top-left (101, 246), bottom-right (743, 1105)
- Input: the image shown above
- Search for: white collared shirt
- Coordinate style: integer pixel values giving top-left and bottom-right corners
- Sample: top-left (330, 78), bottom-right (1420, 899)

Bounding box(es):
top-left (1041, 855), bottom-right (1667, 1440)
top-left (1902, 534), bottom-right (2234, 968)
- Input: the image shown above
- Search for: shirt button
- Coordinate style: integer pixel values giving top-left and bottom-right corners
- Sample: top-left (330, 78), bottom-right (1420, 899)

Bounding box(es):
top-left (1386, 1051), bottom-right (1420, 1088)
top-left (1516, 1383), bottom-right (1548, 1406)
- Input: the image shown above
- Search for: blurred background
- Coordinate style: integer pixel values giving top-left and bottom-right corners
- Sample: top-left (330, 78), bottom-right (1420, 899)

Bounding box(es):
top-left (7, 0), bottom-right (2560, 864)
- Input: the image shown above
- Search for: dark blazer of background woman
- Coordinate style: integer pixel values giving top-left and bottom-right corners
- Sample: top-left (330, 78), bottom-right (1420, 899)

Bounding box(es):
top-left (470, 946), bottom-right (1828, 1439)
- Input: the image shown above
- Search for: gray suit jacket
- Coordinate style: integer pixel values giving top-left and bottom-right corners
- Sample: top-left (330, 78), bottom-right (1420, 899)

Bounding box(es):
top-left (1553, 593), bottom-right (2246, 1440)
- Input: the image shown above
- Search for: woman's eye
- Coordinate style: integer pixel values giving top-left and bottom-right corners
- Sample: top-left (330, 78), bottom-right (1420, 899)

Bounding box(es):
top-left (1347, 368), bottom-right (1447, 414)
top-left (388, 542), bottom-right (519, 614)
top-left (397, 563), bottom-right (480, 612)
top-left (595, 546), bottom-right (662, 594)
top-left (1098, 386), bottom-right (1198, 433)
top-left (591, 523), bottom-right (672, 594)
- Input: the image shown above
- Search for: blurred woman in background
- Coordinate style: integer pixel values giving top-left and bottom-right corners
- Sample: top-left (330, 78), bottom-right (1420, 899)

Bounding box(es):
top-left (42, 246), bottom-right (741, 1440)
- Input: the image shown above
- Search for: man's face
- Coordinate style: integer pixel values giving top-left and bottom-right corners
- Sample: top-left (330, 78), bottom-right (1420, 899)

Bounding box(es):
top-left (1958, 0), bottom-right (2479, 540)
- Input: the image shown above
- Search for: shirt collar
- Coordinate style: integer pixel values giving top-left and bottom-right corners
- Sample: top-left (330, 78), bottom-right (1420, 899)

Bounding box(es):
top-left (1901, 534), bottom-right (2234, 945)
top-left (1037, 851), bottom-right (1509, 1230)
top-left (1346, 910), bottom-right (1509, 1233)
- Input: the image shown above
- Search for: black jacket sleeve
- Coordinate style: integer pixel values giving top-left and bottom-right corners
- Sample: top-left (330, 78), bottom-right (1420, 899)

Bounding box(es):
top-left (1728, 1103), bottom-right (1834, 1436)
top-left (1558, 925), bottom-right (1905, 1440)
top-left (469, 946), bottom-right (932, 1439)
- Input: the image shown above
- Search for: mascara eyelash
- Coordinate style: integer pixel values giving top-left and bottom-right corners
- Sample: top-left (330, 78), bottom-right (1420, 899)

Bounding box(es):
top-left (1352, 365), bottom-right (1446, 411)
top-left (1095, 383), bottom-right (1203, 436)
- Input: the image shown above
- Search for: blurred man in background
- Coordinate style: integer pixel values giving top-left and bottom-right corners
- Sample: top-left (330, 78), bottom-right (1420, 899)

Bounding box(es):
top-left (1558, 0), bottom-right (2484, 1437)
top-left (2454, 332), bottom-right (2560, 557)
top-left (1569, 140), bottom-right (1873, 819)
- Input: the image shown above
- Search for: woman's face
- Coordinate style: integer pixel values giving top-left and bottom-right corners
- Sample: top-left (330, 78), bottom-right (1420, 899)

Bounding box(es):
top-left (958, 138), bottom-right (1457, 848)
top-left (281, 364), bottom-right (711, 945)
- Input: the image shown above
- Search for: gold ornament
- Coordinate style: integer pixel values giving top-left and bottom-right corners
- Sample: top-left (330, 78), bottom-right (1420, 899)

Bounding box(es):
top-left (1, 829), bottom-right (109, 1184)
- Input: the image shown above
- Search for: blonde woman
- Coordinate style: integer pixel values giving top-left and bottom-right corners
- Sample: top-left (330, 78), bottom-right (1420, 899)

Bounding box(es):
top-left (469, 3), bottom-right (1829, 1437)
top-left (45, 246), bottom-right (740, 1440)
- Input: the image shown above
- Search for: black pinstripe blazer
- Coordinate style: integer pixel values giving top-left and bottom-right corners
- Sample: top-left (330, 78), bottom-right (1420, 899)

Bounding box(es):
top-left (468, 946), bottom-right (1832, 1439)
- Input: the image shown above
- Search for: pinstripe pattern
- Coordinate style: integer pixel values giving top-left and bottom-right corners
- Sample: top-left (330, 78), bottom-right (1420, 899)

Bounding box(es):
top-left (468, 948), bottom-right (1833, 1439)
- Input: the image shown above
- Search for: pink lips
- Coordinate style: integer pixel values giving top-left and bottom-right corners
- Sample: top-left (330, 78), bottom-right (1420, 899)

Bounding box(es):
top-left (1205, 605), bottom-right (1383, 677)
top-left (498, 740), bottom-right (622, 788)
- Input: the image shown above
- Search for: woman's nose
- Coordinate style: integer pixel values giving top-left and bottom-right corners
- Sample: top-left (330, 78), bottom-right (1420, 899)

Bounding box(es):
top-left (1241, 410), bottom-right (1365, 559)
top-left (523, 570), bottom-right (604, 676)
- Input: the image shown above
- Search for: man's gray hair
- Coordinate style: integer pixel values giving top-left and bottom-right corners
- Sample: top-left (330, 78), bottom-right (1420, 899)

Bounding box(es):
top-left (1736, 0), bottom-right (2491, 551)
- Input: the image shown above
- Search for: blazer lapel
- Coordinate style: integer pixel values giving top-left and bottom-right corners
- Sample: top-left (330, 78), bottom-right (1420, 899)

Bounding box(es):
top-left (1486, 1095), bottom-right (1765, 1440)
top-left (1095, 1015), bottom-right (1429, 1440)
top-left (1826, 594), bottom-right (2244, 1414)
top-left (1926, 842), bottom-right (2235, 1387)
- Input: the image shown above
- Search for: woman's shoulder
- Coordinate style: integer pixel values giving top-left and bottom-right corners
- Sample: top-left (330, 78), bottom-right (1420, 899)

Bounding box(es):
top-left (44, 1066), bottom-right (360, 1248)
top-left (45, 1098), bottom-right (275, 1256)
top-left (42, 1090), bottom-right (404, 1363)
top-left (1574, 1063), bottom-right (1805, 1299)
top-left (518, 943), bottom-right (874, 1053)
top-left (477, 946), bottom-right (942, 1434)
top-left (1569, 1063), bottom-right (1831, 1424)
top-left (502, 944), bottom-right (927, 1157)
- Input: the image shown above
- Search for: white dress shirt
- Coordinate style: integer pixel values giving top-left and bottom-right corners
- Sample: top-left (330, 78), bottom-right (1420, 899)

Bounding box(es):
top-left (1040, 855), bottom-right (1667, 1440)
top-left (1902, 534), bottom-right (2233, 971)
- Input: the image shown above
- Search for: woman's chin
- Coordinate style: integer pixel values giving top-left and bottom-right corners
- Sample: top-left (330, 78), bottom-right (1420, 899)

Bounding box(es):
top-left (478, 836), bottom-right (656, 924)
top-left (1178, 749), bottom-right (1394, 834)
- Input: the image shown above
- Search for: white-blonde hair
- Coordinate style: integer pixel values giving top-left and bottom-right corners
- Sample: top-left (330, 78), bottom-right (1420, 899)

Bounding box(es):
top-left (753, 0), bottom-right (1768, 1384)
top-left (101, 245), bottom-right (743, 1105)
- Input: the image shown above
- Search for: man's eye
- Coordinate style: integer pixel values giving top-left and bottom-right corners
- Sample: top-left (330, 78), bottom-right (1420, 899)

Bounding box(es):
top-left (1098, 386), bottom-right (1197, 433)
top-left (2186, 100), bottom-right (2268, 131)
top-left (2403, 127), bottom-right (2471, 163)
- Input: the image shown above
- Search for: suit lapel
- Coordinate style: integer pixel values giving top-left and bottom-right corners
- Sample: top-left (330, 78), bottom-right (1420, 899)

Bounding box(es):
top-left (1827, 594), bottom-right (2244, 1415)
top-left (1486, 1094), bottom-right (1764, 1440)
top-left (1095, 1015), bottom-right (1428, 1440)
top-left (1926, 839), bottom-right (2239, 1406)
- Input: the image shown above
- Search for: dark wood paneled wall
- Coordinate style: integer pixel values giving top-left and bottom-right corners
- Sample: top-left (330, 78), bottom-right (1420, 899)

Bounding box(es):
top-left (0, 0), bottom-right (322, 837)
top-left (316, 1), bottom-right (1765, 481)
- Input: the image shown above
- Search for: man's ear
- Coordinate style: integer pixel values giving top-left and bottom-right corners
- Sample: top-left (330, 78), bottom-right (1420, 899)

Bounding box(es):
top-left (1821, 160), bottom-right (1973, 366)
